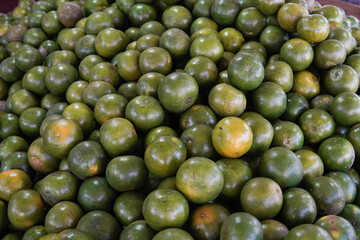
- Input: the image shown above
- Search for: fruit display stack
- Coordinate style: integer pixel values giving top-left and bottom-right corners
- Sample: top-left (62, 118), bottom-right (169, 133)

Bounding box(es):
top-left (1, 0), bottom-right (360, 239)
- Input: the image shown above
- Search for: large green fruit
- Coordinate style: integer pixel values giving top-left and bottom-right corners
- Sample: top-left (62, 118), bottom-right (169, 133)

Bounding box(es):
top-left (236, 7), bottom-right (266, 38)
top-left (11, 89), bottom-right (39, 115)
top-left (22, 66), bottom-right (49, 96)
top-left (176, 157), bottom-right (224, 204)
top-left (264, 61), bottom-right (293, 93)
top-left (18, 107), bottom-right (46, 139)
top-left (22, 225), bottom-right (47, 240)
top-left (252, 82), bottom-right (287, 120)
top-left (88, 62), bottom-right (121, 88)
top-left (57, 2), bottom-right (84, 27)
top-left (327, 171), bottom-right (357, 204)
top-left (0, 113), bottom-right (20, 140)
top-left (144, 126), bottom-right (178, 148)
top-left (27, 137), bottom-right (60, 174)
top-left (2, 233), bottom-right (22, 240)
top-left (57, 28), bottom-right (85, 52)
top-left (277, 3), bottom-right (309, 32)
top-left (188, 203), bottom-right (230, 240)
top-left (348, 123), bottom-right (360, 156)
top-left (192, 0), bottom-right (214, 18)
top-left (83, 0), bottom-right (108, 16)
top-left (280, 38), bottom-right (314, 72)
top-left (139, 47), bottom-right (172, 75)
top-left (153, 228), bottom-right (194, 240)
top-left (219, 27), bottom-right (245, 53)
top-left (76, 211), bottom-right (120, 240)
top-left (62, 102), bottom-right (96, 136)
top-left (77, 177), bottom-right (117, 212)
top-left (145, 136), bottom-right (186, 178)
top-left (280, 188), bottom-right (317, 228)
top-left (0, 136), bottom-right (28, 162)
top-left (142, 189), bottom-right (189, 231)
top-left (310, 94), bottom-right (333, 112)
top-left (307, 176), bottom-right (346, 217)
top-left (324, 65), bottom-right (359, 96)
top-left (314, 40), bottom-right (346, 70)
top-left (220, 212), bottom-right (263, 240)
top-left (285, 224), bottom-right (333, 240)
top-left (345, 54), bottom-right (360, 77)
top-left (23, 28), bottom-right (47, 48)
top-left (216, 158), bottom-right (252, 201)
top-left (8, 189), bottom-right (47, 230)
top-left (211, 0), bottom-right (240, 26)
top-left (119, 220), bottom-right (155, 240)
top-left (113, 192), bottom-right (145, 226)
top-left (82, 81), bottom-right (116, 108)
top-left (94, 94), bottom-right (128, 125)
top-left (0, 57), bottom-right (24, 83)
top-left (43, 118), bottom-right (83, 159)
top-left (57, 229), bottom-right (94, 240)
top-left (44, 50), bottom-right (78, 68)
top-left (299, 108), bottom-right (335, 144)
top-left (45, 201), bottom-right (83, 233)
top-left (159, 28), bottom-right (190, 60)
top-left (125, 95), bottom-right (165, 132)
top-left (41, 11), bottom-right (64, 36)
top-left (259, 147), bottom-right (303, 188)
top-left (190, 36), bottom-right (224, 63)
top-left (128, 3), bottom-right (157, 27)
top-left (139, 20), bottom-right (166, 37)
top-left (158, 72), bottom-right (199, 113)
top-left (328, 27), bottom-right (356, 55)
top-left (330, 92), bottom-right (360, 127)
top-left (95, 28), bottom-right (128, 59)
top-left (297, 14), bottom-right (330, 43)
top-left (240, 177), bottom-right (283, 220)
top-left (317, 137), bottom-right (355, 172)
top-left (208, 83), bottom-right (246, 117)
top-left (228, 52), bottom-right (264, 91)
top-left (260, 25), bottom-right (288, 56)
top-left (292, 70), bottom-right (320, 100)
top-left (313, 4), bottom-right (343, 28)
top-left (45, 63), bottom-right (78, 96)
top-left (315, 215), bottom-right (357, 240)
top-left (339, 204), bottom-right (360, 230)
top-left (190, 26), bottom-right (220, 43)
top-left (79, 55), bottom-right (104, 81)
top-left (271, 120), bottom-right (304, 151)
top-left (185, 56), bottom-right (218, 89)
top-left (261, 220), bottom-right (288, 240)
top-left (99, 118), bottom-right (138, 157)
top-left (241, 112), bottom-right (273, 156)
top-left (296, 149), bottom-right (324, 183)
top-left (0, 151), bottom-right (33, 176)
top-left (68, 141), bottom-right (108, 180)
top-left (180, 124), bottom-right (216, 158)
top-left (39, 170), bottom-right (79, 206)
top-left (106, 155), bottom-right (147, 192)
top-left (15, 45), bottom-right (43, 72)
top-left (162, 5), bottom-right (192, 31)
top-left (84, 12), bottom-right (113, 35)
top-left (75, 35), bottom-right (96, 59)
top-left (180, 104), bottom-right (217, 130)
top-left (0, 169), bottom-right (32, 202)
top-left (116, 50), bottom-right (141, 82)
top-left (255, 0), bottom-right (284, 16)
